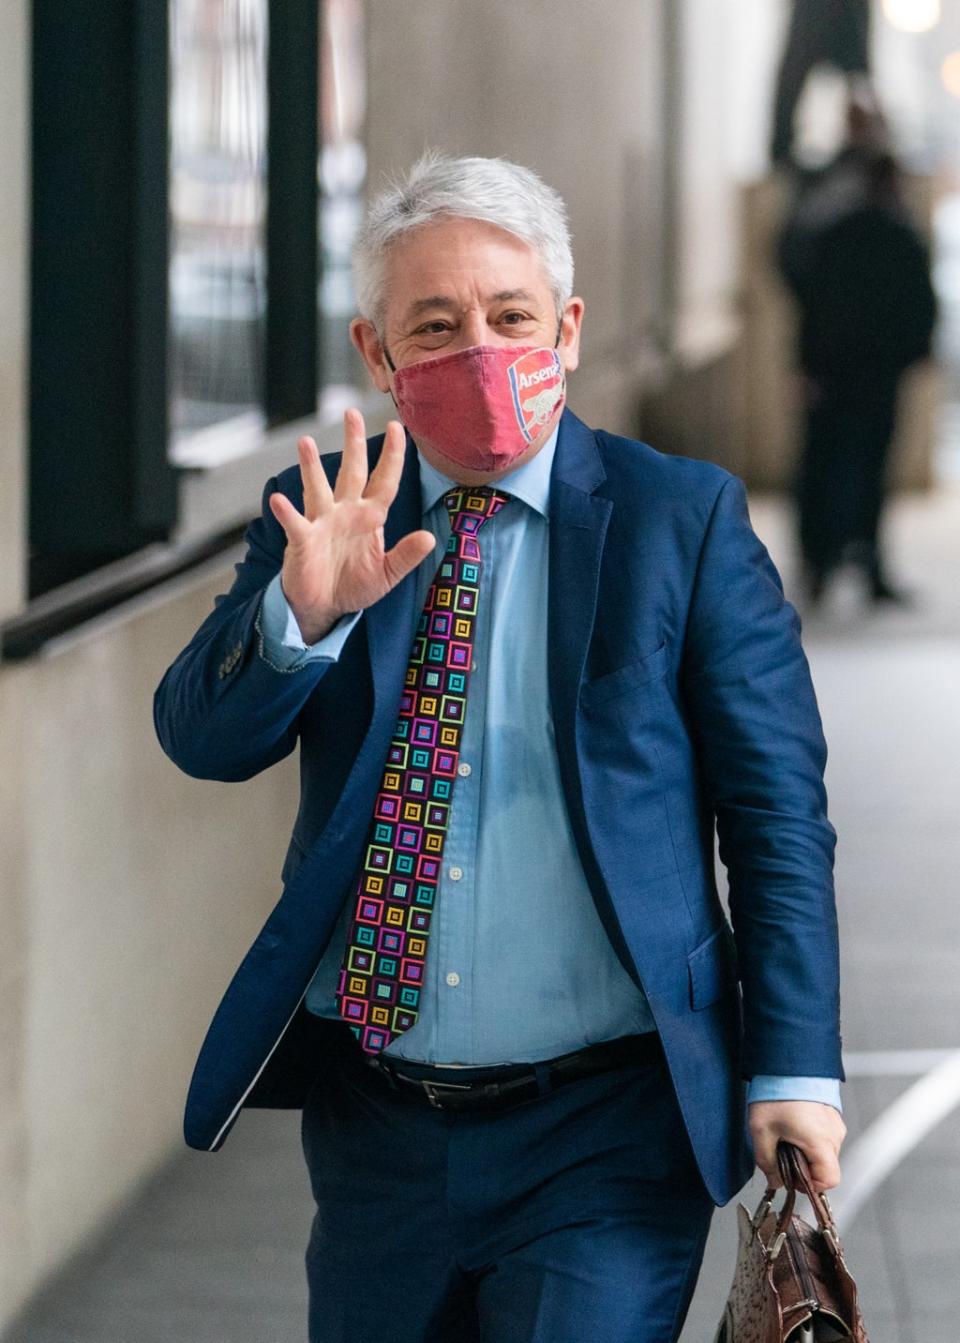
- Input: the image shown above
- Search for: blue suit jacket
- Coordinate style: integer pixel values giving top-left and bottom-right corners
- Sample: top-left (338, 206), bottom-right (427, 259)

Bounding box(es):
top-left (154, 409), bottom-right (842, 1205)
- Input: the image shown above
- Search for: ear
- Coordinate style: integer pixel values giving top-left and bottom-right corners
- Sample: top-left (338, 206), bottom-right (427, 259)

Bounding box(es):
top-left (350, 318), bottom-right (392, 393)
top-left (557, 297), bottom-right (584, 373)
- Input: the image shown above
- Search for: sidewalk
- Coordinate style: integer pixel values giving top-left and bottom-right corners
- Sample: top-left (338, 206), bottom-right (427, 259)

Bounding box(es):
top-left (7, 487), bottom-right (960, 1343)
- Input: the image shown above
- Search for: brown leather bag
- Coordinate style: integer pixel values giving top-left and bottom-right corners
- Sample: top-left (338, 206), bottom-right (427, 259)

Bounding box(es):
top-left (715, 1142), bottom-right (869, 1342)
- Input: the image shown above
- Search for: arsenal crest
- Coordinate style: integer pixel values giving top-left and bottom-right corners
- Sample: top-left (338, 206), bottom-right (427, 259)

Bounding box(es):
top-left (507, 349), bottom-right (566, 443)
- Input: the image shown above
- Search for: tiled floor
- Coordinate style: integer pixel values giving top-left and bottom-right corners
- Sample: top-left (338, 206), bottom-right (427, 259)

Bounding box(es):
top-left (7, 488), bottom-right (960, 1343)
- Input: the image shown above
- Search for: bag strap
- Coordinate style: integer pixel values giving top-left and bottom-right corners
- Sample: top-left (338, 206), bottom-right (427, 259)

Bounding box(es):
top-left (776, 1141), bottom-right (844, 1259)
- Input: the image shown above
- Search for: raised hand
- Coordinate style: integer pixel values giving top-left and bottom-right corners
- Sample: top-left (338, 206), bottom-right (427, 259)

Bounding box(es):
top-left (269, 410), bottom-right (436, 645)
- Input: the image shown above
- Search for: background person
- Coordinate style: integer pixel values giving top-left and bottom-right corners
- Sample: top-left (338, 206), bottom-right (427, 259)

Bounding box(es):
top-left (778, 145), bottom-right (938, 604)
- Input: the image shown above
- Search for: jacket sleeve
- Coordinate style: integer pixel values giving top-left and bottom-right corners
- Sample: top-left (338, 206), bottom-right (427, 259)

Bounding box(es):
top-left (681, 474), bottom-right (843, 1080)
top-left (153, 472), bottom-right (341, 782)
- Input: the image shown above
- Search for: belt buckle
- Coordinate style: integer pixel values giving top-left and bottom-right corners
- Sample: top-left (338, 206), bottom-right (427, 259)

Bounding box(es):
top-left (421, 1078), bottom-right (474, 1109)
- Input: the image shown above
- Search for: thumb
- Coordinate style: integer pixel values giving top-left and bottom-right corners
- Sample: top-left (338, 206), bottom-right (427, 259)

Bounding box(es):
top-left (383, 529), bottom-right (436, 589)
top-left (752, 1131), bottom-right (783, 1190)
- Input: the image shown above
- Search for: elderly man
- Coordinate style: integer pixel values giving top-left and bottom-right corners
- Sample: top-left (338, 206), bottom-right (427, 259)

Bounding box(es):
top-left (155, 154), bottom-right (845, 1343)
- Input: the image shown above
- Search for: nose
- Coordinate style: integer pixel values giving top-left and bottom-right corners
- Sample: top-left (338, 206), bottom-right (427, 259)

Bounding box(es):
top-left (459, 309), bottom-right (491, 349)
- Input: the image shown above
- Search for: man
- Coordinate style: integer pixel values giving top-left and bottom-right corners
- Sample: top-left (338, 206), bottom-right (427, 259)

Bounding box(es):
top-left (155, 154), bottom-right (845, 1342)
top-left (777, 145), bottom-right (937, 604)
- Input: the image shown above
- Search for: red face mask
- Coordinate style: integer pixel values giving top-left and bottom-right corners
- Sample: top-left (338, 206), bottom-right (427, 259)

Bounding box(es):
top-left (390, 344), bottom-right (566, 475)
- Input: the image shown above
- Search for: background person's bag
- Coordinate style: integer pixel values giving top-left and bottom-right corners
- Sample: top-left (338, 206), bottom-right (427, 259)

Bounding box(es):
top-left (715, 1141), bottom-right (869, 1342)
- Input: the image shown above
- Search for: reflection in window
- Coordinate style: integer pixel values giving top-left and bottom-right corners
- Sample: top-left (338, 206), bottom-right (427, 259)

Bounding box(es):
top-left (320, 0), bottom-right (367, 400)
top-left (169, 0), bottom-right (267, 444)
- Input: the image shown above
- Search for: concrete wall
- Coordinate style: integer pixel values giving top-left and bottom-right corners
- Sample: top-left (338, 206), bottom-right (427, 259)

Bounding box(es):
top-left (675, 0), bottom-right (741, 350)
top-left (0, 0), bottom-right (27, 621)
top-left (364, 0), bottom-right (677, 437)
top-left (1, 0), bottom-right (32, 1323)
top-left (0, 5), bottom-right (298, 1322)
top-left (0, 578), bottom-right (300, 1328)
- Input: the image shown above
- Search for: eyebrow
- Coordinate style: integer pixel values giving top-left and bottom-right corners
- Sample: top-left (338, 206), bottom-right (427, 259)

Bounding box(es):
top-left (403, 289), bottom-right (539, 321)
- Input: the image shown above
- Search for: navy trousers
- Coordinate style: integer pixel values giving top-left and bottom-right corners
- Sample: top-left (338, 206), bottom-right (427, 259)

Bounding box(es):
top-left (300, 1031), bottom-right (714, 1342)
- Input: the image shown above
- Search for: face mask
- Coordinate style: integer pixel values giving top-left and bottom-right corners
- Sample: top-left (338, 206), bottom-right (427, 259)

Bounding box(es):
top-left (389, 343), bottom-right (566, 475)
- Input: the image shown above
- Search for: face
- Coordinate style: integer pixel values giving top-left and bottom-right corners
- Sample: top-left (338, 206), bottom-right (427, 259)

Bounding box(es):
top-left (350, 216), bottom-right (584, 483)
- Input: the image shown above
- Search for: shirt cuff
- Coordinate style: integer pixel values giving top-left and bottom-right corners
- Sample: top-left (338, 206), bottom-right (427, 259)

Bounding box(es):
top-left (747, 1075), bottom-right (843, 1114)
top-left (258, 573), bottom-right (362, 671)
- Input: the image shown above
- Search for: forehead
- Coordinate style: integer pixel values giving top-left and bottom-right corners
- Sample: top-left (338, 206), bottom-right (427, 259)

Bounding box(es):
top-left (382, 216), bottom-right (552, 318)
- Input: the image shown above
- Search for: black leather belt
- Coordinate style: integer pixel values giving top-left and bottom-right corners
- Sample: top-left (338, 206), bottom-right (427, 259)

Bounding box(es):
top-left (362, 1031), bottom-right (663, 1113)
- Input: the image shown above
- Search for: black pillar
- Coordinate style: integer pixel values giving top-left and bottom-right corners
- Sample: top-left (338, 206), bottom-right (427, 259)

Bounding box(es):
top-left (30, 0), bottom-right (176, 592)
top-left (266, 0), bottom-right (321, 425)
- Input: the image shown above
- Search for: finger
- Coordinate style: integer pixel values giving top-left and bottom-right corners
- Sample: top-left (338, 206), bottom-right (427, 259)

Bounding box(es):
top-left (269, 491), bottom-right (311, 544)
top-left (334, 408), bottom-right (369, 502)
top-left (757, 1161), bottom-right (783, 1191)
top-left (749, 1128), bottom-right (783, 1190)
top-left (382, 529), bottom-right (437, 590)
top-left (298, 436), bottom-right (333, 522)
top-left (799, 1142), bottom-right (842, 1193)
top-left (364, 419), bottom-right (408, 509)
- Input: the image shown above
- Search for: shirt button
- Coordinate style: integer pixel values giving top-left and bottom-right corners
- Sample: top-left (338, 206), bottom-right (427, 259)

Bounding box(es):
top-left (448, 866), bottom-right (463, 882)
top-left (471, 660), bottom-right (478, 672)
top-left (457, 762), bottom-right (472, 778)
top-left (445, 972), bottom-right (461, 987)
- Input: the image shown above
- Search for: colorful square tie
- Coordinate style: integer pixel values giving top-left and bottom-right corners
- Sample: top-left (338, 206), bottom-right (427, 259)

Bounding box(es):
top-left (336, 485), bottom-right (510, 1053)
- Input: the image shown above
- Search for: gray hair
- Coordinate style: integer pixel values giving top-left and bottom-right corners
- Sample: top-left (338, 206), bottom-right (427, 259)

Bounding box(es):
top-left (353, 152), bottom-right (574, 329)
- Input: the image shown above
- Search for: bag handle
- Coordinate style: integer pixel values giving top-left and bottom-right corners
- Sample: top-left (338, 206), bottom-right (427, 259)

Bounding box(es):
top-left (773, 1141), bottom-right (844, 1260)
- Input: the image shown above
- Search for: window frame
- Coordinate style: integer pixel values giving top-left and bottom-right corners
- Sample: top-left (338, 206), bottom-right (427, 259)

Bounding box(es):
top-left (13, 0), bottom-right (364, 657)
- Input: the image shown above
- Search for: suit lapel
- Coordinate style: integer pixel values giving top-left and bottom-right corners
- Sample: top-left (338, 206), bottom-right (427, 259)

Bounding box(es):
top-left (363, 435), bottom-right (422, 729)
top-left (548, 410), bottom-right (612, 741)
top-left (547, 412), bottom-right (644, 985)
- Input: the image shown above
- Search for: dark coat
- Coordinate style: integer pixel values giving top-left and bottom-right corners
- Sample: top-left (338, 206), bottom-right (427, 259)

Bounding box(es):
top-left (779, 195), bottom-right (937, 379)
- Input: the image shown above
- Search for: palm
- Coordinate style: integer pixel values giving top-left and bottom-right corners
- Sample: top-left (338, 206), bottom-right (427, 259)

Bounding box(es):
top-left (313, 504), bottom-right (397, 611)
top-left (269, 413), bottom-right (435, 644)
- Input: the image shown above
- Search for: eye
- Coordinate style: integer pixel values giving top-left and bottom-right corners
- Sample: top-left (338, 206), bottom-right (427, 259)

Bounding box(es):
top-left (413, 320), bottom-right (452, 335)
top-left (499, 311), bottom-right (532, 326)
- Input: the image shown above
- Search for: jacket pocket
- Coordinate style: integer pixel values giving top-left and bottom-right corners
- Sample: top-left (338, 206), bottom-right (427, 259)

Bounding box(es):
top-left (687, 922), bottom-right (738, 1010)
top-left (579, 642), bottom-right (668, 707)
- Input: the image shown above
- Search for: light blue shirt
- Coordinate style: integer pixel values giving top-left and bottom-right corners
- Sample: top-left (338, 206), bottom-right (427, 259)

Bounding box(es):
top-left (258, 429), bottom-right (841, 1110)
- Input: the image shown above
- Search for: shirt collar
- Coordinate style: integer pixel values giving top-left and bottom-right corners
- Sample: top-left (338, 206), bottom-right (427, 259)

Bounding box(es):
top-left (417, 423), bottom-right (558, 520)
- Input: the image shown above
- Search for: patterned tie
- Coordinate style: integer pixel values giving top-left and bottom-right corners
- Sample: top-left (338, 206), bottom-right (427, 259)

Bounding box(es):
top-left (336, 485), bottom-right (510, 1054)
